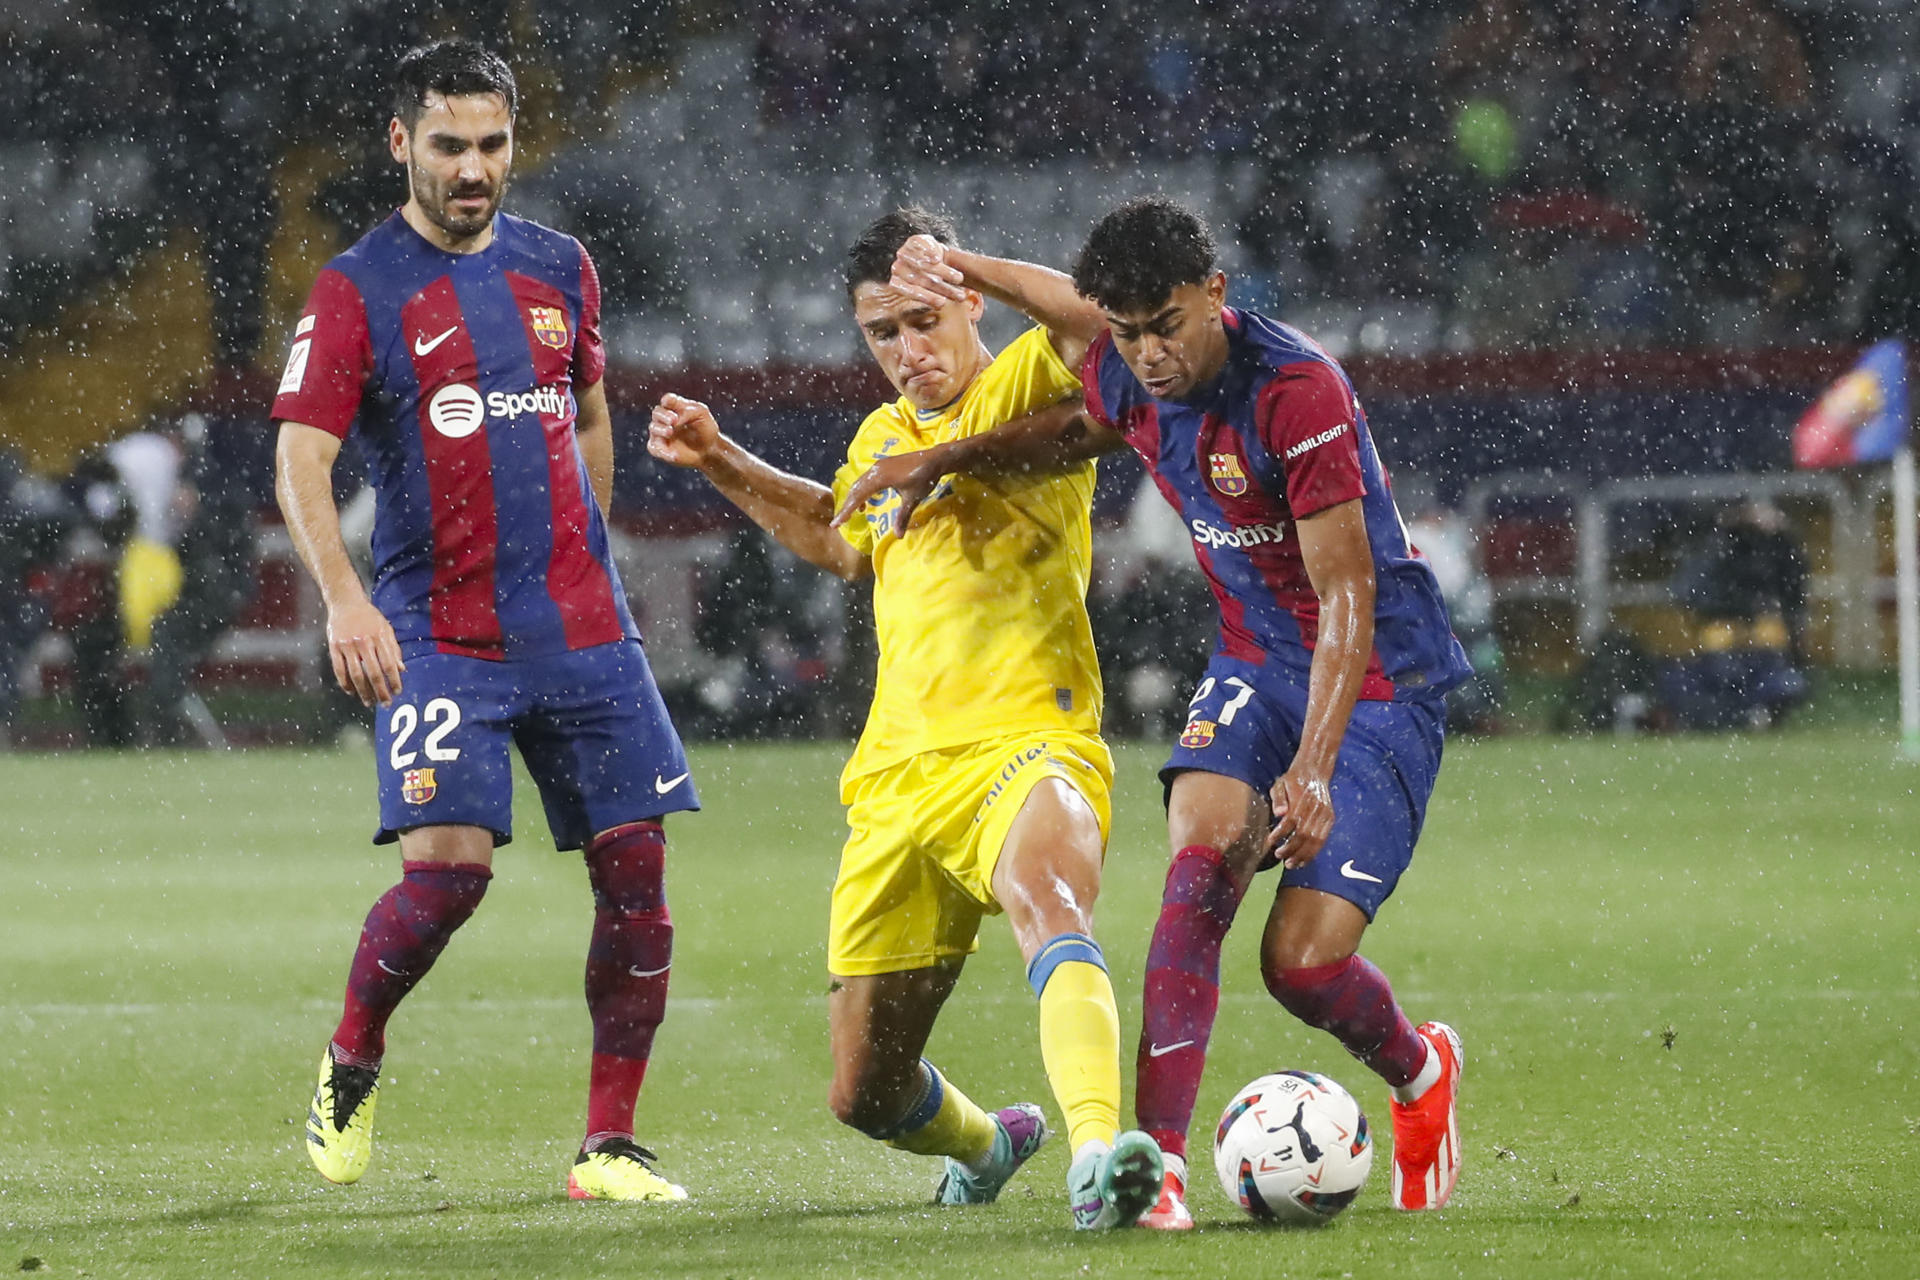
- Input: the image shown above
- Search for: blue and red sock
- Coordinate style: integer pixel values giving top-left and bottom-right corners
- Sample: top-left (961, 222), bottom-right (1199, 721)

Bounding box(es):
top-left (332, 861), bottom-right (492, 1065)
top-left (1264, 953), bottom-right (1428, 1088)
top-left (582, 821), bottom-right (672, 1145)
top-left (1136, 844), bottom-right (1246, 1162)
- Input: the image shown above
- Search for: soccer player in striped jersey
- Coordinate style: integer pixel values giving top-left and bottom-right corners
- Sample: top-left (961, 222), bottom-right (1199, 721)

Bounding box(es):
top-left (846, 196), bottom-right (1473, 1225)
top-left (273, 38), bottom-right (693, 1203)
top-left (649, 208), bottom-right (1164, 1229)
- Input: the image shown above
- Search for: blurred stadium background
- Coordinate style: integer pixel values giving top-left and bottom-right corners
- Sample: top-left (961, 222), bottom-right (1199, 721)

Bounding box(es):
top-left (5, 8), bottom-right (1919, 1276)
top-left (0, 0), bottom-right (1915, 747)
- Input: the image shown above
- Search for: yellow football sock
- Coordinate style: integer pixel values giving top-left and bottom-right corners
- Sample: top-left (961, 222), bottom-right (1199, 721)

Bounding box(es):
top-left (884, 1062), bottom-right (995, 1165)
top-left (1034, 952), bottom-right (1122, 1153)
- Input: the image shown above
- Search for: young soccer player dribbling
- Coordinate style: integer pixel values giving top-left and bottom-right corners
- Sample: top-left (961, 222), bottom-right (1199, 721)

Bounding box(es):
top-left (275, 39), bottom-right (694, 1202)
top-left (648, 208), bottom-right (1164, 1229)
top-left (846, 197), bottom-right (1474, 1226)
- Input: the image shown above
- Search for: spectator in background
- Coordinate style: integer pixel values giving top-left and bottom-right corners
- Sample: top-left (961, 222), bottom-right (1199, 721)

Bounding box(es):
top-left (1092, 475), bottom-right (1214, 738)
top-left (1236, 165), bottom-right (1339, 306)
top-left (691, 527), bottom-right (828, 738)
top-left (58, 449), bottom-right (137, 747)
top-left (104, 418), bottom-right (189, 680)
top-left (0, 448), bottom-right (69, 747)
top-left (1664, 0), bottom-right (1814, 311)
top-left (1663, 499), bottom-right (1809, 730)
top-left (143, 415), bottom-right (261, 747)
top-left (1402, 480), bottom-right (1505, 735)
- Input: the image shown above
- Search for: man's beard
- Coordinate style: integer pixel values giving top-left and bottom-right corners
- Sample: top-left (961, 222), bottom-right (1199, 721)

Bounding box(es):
top-left (412, 162), bottom-right (507, 240)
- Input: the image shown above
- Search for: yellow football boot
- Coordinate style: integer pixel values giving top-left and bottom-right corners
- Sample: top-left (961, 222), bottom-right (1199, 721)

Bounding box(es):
top-left (306, 1047), bottom-right (380, 1184)
top-left (567, 1138), bottom-right (688, 1202)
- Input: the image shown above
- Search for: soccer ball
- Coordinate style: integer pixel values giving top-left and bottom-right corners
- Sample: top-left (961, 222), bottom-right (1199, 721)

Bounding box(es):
top-left (1213, 1070), bottom-right (1373, 1223)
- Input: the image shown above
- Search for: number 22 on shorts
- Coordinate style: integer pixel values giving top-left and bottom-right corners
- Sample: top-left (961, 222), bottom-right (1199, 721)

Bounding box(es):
top-left (389, 697), bottom-right (464, 769)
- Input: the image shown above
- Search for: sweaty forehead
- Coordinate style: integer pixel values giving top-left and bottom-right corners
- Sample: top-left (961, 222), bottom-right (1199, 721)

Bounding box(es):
top-left (1106, 294), bottom-right (1186, 330)
top-left (851, 282), bottom-right (943, 329)
top-left (413, 91), bottom-right (513, 137)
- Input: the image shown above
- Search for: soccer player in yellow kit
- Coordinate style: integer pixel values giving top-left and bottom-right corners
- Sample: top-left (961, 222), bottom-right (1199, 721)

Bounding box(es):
top-left (649, 208), bottom-right (1163, 1229)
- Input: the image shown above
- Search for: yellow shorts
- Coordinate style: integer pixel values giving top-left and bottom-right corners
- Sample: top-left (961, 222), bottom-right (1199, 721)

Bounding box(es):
top-left (828, 730), bottom-right (1114, 977)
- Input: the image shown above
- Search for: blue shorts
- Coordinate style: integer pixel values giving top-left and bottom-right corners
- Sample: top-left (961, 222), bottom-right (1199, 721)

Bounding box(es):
top-left (1161, 655), bottom-right (1445, 919)
top-left (373, 639), bottom-right (697, 850)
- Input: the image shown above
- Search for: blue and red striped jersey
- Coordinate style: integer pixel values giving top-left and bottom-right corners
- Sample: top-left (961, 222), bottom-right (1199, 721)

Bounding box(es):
top-left (1083, 308), bottom-right (1470, 701)
top-left (272, 211), bottom-right (636, 661)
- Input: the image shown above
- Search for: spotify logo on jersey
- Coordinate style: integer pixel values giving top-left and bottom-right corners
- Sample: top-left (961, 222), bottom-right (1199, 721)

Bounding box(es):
top-left (428, 384), bottom-right (485, 439)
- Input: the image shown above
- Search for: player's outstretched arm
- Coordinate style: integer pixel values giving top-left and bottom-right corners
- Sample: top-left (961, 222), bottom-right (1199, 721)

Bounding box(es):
top-left (275, 422), bottom-right (405, 706)
top-left (830, 402), bottom-right (1124, 532)
top-left (891, 234), bottom-right (1106, 369)
top-left (1266, 499), bottom-right (1377, 868)
top-left (649, 394), bottom-right (870, 581)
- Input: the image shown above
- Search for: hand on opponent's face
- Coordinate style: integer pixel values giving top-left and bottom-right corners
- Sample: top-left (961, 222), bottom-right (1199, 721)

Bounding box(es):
top-left (889, 234), bottom-right (969, 308)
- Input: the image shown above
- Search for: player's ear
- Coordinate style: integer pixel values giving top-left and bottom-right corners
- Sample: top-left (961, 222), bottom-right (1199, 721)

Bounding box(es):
top-left (963, 288), bottom-right (986, 324)
top-left (1205, 271), bottom-right (1227, 312)
top-left (388, 116), bottom-right (409, 164)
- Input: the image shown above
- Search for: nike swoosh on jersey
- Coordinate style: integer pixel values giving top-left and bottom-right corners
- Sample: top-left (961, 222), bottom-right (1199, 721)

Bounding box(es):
top-left (413, 325), bottom-right (458, 356)
top-left (654, 771), bottom-right (689, 794)
top-left (1147, 1039), bottom-right (1195, 1057)
top-left (1338, 860), bottom-right (1384, 884)
top-left (627, 964), bottom-right (671, 978)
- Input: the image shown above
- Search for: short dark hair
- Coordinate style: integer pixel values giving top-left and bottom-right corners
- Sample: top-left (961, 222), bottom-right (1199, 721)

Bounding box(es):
top-left (393, 38), bottom-right (517, 128)
top-left (1072, 196), bottom-right (1218, 315)
top-left (846, 206), bottom-right (959, 301)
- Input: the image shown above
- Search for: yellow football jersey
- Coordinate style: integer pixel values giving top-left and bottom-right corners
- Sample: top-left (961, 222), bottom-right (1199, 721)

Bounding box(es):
top-left (831, 326), bottom-right (1103, 794)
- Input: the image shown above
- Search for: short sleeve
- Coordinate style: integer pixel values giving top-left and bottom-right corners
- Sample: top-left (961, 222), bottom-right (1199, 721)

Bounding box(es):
top-left (1079, 330), bottom-right (1120, 431)
top-left (573, 243), bottom-right (607, 388)
top-left (950, 326), bottom-right (1080, 442)
top-left (271, 267), bottom-right (371, 438)
top-left (1257, 360), bottom-right (1366, 518)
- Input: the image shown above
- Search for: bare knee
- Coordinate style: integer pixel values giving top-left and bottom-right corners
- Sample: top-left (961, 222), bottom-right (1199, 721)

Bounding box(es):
top-left (1263, 934), bottom-right (1351, 979)
top-left (1260, 889), bottom-right (1368, 1001)
top-left (828, 1062), bottom-right (918, 1135)
top-left (827, 1078), bottom-right (875, 1131)
top-left (1166, 772), bottom-right (1269, 879)
top-left (825, 968), bottom-right (955, 1136)
top-left (993, 778), bottom-right (1104, 958)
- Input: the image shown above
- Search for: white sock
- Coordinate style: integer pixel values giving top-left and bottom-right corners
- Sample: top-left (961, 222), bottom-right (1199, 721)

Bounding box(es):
top-left (1072, 1138), bottom-right (1110, 1168)
top-left (1161, 1151), bottom-right (1188, 1185)
top-left (1392, 1038), bottom-right (1441, 1105)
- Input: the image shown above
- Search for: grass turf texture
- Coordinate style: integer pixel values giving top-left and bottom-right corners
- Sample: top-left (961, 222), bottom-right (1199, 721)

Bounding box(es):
top-left (1, 732), bottom-right (1914, 1278)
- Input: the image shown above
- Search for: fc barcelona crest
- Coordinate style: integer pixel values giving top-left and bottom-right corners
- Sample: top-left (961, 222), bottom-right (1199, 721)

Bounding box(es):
top-left (401, 767), bottom-right (438, 805)
top-left (529, 306), bottom-right (568, 349)
top-left (1208, 453), bottom-right (1248, 496)
top-left (1179, 718), bottom-right (1217, 749)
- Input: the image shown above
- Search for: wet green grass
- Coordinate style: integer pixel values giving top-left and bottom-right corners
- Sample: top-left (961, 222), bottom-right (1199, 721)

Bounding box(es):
top-left (2, 729), bottom-right (1916, 1277)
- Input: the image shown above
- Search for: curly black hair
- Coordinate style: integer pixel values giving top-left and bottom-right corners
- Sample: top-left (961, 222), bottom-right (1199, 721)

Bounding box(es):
top-left (845, 206), bottom-right (959, 301)
top-left (1072, 196), bottom-right (1217, 314)
top-left (393, 38), bottom-right (517, 128)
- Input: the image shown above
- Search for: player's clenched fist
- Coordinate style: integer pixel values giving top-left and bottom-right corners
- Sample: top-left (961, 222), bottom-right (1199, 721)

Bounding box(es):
top-left (890, 233), bottom-right (968, 307)
top-left (648, 394), bottom-right (720, 469)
